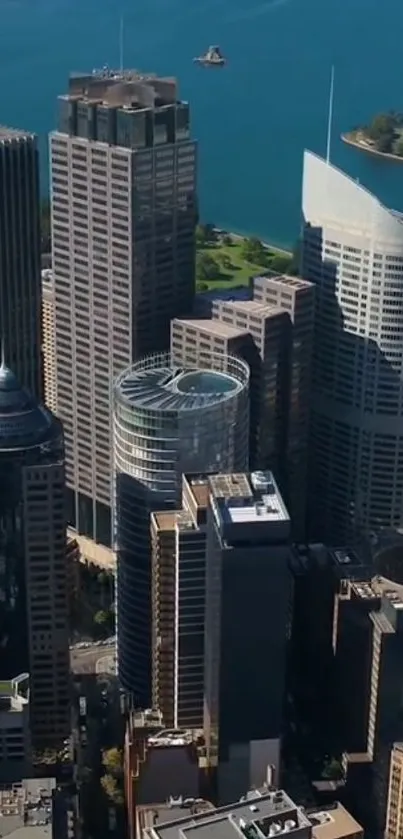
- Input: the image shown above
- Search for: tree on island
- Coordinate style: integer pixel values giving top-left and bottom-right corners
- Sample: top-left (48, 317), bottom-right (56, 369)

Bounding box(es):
top-left (196, 252), bottom-right (219, 282)
top-left (366, 112), bottom-right (398, 153)
top-left (240, 236), bottom-right (265, 264)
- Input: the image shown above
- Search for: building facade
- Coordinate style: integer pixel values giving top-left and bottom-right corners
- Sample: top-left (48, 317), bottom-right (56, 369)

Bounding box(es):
top-left (42, 269), bottom-right (57, 413)
top-left (203, 471), bottom-right (292, 803)
top-left (0, 363), bottom-right (70, 748)
top-left (113, 352), bottom-right (249, 705)
top-left (50, 69), bottom-right (197, 546)
top-left (302, 150), bottom-right (403, 543)
top-left (151, 474), bottom-right (209, 729)
top-left (172, 274), bottom-right (315, 540)
top-left (0, 128), bottom-right (42, 399)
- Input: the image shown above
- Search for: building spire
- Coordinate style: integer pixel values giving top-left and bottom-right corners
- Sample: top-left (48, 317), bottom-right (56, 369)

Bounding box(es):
top-left (0, 338), bottom-right (5, 370)
top-left (326, 65), bottom-right (335, 165)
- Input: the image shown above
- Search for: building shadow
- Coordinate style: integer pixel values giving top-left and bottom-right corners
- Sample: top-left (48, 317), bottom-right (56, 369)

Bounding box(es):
top-left (303, 221), bottom-right (402, 549)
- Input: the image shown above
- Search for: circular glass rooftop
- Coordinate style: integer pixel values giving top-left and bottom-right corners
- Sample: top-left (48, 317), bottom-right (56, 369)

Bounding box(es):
top-left (114, 352), bottom-right (249, 413)
top-left (175, 370), bottom-right (237, 396)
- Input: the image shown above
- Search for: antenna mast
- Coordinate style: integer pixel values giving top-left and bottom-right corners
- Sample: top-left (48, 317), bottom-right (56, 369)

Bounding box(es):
top-left (326, 65), bottom-right (335, 164)
top-left (119, 15), bottom-right (124, 73)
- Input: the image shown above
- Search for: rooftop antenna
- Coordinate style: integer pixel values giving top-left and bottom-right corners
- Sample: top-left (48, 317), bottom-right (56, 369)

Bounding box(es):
top-left (326, 64), bottom-right (335, 164)
top-left (119, 15), bottom-right (124, 73)
top-left (0, 339), bottom-right (5, 370)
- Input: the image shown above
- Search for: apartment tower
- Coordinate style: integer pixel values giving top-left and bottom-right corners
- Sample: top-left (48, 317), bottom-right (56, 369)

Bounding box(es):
top-left (50, 69), bottom-right (197, 546)
top-left (113, 352), bottom-right (249, 705)
top-left (302, 150), bottom-right (403, 543)
top-left (0, 362), bottom-right (70, 748)
top-left (151, 473), bottom-right (209, 729)
top-left (0, 128), bottom-right (42, 399)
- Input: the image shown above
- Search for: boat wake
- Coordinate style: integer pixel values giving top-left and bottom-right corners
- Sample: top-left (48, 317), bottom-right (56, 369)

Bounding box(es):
top-left (226, 0), bottom-right (291, 23)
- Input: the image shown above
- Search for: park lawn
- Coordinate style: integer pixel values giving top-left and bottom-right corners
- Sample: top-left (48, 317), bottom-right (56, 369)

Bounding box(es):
top-left (198, 240), bottom-right (268, 290)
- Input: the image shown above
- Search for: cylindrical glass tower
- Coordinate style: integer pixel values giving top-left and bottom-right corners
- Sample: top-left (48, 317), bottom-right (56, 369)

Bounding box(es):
top-left (113, 351), bottom-right (249, 702)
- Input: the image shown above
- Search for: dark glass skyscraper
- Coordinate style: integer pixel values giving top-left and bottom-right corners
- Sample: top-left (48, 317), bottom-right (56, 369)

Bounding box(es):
top-left (0, 128), bottom-right (42, 400)
top-left (0, 362), bottom-right (70, 748)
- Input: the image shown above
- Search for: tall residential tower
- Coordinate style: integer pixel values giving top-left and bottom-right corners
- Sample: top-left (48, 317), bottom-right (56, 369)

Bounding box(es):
top-left (50, 69), bottom-right (197, 545)
top-left (302, 150), bottom-right (403, 543)
top-left (0, 128), bottom-right (42, 399)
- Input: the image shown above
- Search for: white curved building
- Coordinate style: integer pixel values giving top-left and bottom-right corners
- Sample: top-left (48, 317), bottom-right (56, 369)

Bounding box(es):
top-left (302, 150), bottom-right (403, 542)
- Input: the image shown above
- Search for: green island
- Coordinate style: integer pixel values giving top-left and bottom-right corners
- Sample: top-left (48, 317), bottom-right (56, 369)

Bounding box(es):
top-left (342, 111), bottom-right (403, 160)
top-left (196, 224), bottom-right (296, 292)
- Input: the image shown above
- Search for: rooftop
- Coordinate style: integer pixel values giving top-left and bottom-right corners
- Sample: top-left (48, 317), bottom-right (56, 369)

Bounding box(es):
top-left (185, 476), bottom-right (209, 510)
top-left (114, 352), bottom-right (249, 413)
top-left (63, 69), bottom-right (180, 110)
top-left (307, 803), bottom-right (362, 839)
top-left (215, 300), bottom-right (282, 318)
top-left (0, 778), bottom-right (55, 839)
top-left (330, 548), bottom-right (364, 568)
top-left (254, 274), bottom-right (314, 292)
top-left (0, 127), bottom-right (34, 141)
top-left (144, 788), bottom-right (311, 839)
top-left (210, 471), bottom-right (289, 526)
top-left (174, 318), bottom-right (249, 340)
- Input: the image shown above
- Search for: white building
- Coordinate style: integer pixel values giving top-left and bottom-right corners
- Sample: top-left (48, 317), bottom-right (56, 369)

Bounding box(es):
top-left (302, 150), bottom-right (403, 542)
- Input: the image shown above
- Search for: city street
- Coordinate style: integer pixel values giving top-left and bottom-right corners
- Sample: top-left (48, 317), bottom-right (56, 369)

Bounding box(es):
top-left (70, 643), bottom-right (115, 674)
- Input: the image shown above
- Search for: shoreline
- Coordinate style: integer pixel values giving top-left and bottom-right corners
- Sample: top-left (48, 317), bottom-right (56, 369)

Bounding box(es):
top-left (341, 132), bottom-right (403, 164)
top-left (214, 227), bottom-right (292, 256)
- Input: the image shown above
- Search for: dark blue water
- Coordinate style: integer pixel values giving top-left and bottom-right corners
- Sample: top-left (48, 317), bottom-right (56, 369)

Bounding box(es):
top-left (0, 0), bottom-right (402, 247)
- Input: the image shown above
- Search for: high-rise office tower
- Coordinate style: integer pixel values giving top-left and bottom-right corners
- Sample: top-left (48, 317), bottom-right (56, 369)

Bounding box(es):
top-left (302, 150), bottom-right (403, 543)
top-left (172, 274), bottom-right (315, 539)
top-left (0, 128), bottom-right (42, 399)
top-left (41, 269), bottom-right (57, 413)
top-left (0, 362), bottom-right (70, 748)
top-left (203, 470), bottom-right (292, 803)
top-left (113, 351), bottom-right (249, 705)
top-left (151, 473), bottom-right (209, 729)
top-left (50, 69), bottom-right (197, 546)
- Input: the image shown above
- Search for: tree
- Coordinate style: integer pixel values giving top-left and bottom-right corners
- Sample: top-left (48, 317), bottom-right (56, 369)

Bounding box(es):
top-left (240, 236), bottom-right (265, 264)
top-left (102, 748), bottom-right (123, 778)
top-left (221, 234), bottom-right (232, 247)
top-left (395, 137), bottom-right (403, 157)
top-left (196, 282), bottom-right (209, 292)
top-left (101, 774), bottom-right (124, 805)
top-left (196, 223), bottom-right (217, 247)
top-left (94, 610), bottom-right (109, 626)
top-left (196, 252), bottom-right (219, 283)
top-left (322, 757), bottom-right (343, 780)
top-left (267, 254), bottom-right (293, 274)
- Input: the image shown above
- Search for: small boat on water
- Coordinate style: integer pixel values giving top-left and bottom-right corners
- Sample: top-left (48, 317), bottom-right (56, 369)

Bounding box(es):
top-left (193, 45), bottom-right (226, 67)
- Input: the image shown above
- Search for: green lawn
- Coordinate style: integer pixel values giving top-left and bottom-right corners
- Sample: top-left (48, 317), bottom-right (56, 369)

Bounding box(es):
top-left (0, 680), bottom-right (12, 695)
top-left (196, 238), bottom-right (293, 291)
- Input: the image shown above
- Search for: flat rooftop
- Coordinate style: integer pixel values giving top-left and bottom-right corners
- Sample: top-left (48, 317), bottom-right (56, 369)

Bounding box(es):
top-left (0, 778), bottom-right (55, 839)
top-left (215, 300), bottom-right (283, 318)
top-left (152, 511), bottom-right (178, 532)
top-left (144, 788), bottom-right (311, 839)
top-left (210, 471), bottom-right (289, 525)
top-left (62, 69), bottom-right (179, 109)
top-left (174, 318), bottom-right (249, 339)
top-left (308, 803), bottom-right (362, 839)
top-left (186, 477), bottom-right (209, 510)
top-left (0, 126), bottom-right (34, 141)
top-left (254, 274), bottom-right (314, 291)
top-left (330, 547), bottom-right (365, 568)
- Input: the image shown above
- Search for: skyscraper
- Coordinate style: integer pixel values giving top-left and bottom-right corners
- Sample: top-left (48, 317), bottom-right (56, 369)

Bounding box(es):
top-left (113, 351), bottom-right (249, 705)
top-left (41, 269), bottom-right (57, 413)
top-left (302, 150), bottom-right (403, 543)
top-left (0, 362), bottom-right (70, 748)
top-left (151, 473), bottom-right (209, 729)
top-left (50, 69), bottom-right (197, 546)
top-left (0, 128), bottom-right (42, 399)
top-left (203, 470), bottom-right (292, 803)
